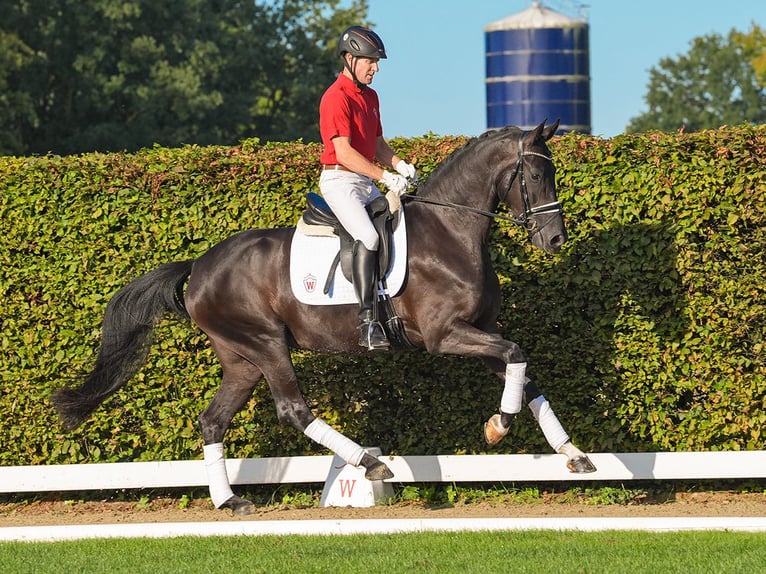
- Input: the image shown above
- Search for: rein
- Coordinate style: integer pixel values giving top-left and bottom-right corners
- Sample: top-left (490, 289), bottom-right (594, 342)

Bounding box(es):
top-left (402, 134), bottom-right (562, 233)
top-left (402, 194), bottom-right (526, 225)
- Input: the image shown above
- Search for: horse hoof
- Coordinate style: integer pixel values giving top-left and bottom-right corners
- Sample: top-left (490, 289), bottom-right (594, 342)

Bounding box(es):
top-left (220, 495), bottom-right (255, 516)
top-left (567, 455), bottom-right (597, 474)
top-left (364, 459), bottom-right (394, 481)
top-left (484, 414), bottom-right (509, 446)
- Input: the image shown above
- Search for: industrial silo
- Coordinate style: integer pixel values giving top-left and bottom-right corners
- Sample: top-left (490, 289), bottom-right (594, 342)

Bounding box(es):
top-left (485, 2), bottom-right (591, 134)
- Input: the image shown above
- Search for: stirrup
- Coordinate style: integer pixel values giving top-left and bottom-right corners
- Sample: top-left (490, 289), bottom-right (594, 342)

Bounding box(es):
top-left (358, 320), bottom-right (390, 351)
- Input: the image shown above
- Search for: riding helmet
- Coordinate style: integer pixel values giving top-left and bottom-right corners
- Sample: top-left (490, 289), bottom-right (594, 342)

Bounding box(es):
top-left (337, 26), bottom-right (387, 59)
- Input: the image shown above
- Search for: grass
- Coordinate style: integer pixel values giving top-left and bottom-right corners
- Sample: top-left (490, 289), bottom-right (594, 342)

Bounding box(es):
top-left (2, 483), bottom-right (765, 573)
top-left (0, 484), bottom-right (654, 517)
top-left (2, 482), bottom-right (654, 512)
top-left (5, 479), bottom-right (766, 511)
top-left (250, 482), bottom-right (652, 508)
top-left (378, 482), bottom-right (651, 507)
top-left (3, 481), bottom-right (761, 519)
top-left (2, 531), bottom-right (765, 573)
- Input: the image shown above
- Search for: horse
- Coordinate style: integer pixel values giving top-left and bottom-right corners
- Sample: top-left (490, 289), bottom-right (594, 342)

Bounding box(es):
top-left (51, 119), bottom-right (596, 515)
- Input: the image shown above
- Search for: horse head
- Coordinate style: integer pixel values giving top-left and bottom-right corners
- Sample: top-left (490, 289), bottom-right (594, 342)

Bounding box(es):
top-left (496, 119), bottom-right (567, 253)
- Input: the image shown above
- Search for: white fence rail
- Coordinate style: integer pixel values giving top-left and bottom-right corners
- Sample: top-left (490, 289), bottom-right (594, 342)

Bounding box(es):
top-left (2, 451), bottom-right (766, 494)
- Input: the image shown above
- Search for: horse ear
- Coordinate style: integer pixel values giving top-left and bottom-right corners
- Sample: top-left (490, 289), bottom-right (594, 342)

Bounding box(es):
top-left (525, 120), bottom-right (546, 145)
top-left (541, 119), bottom-right (560, 141)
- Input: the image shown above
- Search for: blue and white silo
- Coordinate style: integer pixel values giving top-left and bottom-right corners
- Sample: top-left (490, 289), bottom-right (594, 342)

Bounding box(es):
top-left (485, 2), bottom-right (591, 134)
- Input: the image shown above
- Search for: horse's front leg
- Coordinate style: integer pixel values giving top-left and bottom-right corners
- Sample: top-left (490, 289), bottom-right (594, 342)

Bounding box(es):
top-left (429, 325), bottom-right (596, 474)
top-left (484, 371), bottom-right (596, 474)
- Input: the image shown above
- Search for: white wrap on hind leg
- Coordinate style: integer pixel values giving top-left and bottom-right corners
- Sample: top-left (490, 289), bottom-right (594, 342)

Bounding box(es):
top-left (203, 443), bottom-right (235, 508)
top-left (303, 418), bottom-right (366, 466)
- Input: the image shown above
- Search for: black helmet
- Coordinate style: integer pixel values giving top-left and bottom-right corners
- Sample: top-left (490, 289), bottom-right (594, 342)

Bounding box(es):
top-left (337, 26), bottom-right (387, 59)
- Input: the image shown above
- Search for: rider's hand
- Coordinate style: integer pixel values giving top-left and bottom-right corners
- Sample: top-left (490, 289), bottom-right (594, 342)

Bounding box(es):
top-left (380, 171), bottom-right (409, 197)
top-left (395, 159), bottom-right (418, 182)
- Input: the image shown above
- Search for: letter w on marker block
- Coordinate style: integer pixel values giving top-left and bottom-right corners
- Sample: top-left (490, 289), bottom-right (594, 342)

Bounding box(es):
top-left (319, 449), bottom-right (393, 507)
top-left (338, 479), bottom-right (356, 498)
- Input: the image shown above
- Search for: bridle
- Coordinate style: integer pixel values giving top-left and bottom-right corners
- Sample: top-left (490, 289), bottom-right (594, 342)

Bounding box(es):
top-left (403, 134), bottom-right (563, 235)
top-left (498, 136), bottom-right (563, 233)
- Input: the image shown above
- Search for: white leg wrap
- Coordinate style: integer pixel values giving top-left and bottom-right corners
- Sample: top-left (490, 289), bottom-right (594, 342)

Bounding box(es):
top-left (528, 395), bottom-right (570, 452)
top-left (500, 362), bottom-right (527, 414)
top-left (304, 418), bottom-right (365, 466)
top-left (203, 443), bottom-right (235, 508)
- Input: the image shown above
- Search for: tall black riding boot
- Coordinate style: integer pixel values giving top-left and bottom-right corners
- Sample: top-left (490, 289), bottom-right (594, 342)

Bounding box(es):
top-left (351, 240), bottom-right (390, 351)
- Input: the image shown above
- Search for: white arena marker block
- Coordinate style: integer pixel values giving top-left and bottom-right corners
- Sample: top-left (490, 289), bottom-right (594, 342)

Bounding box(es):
top-left (320, 447), bottom-right (393, 508)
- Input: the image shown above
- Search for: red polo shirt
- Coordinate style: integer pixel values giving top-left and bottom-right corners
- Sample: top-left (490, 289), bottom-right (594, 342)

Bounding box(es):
top-left (319, 73), bottom-right (382, 165)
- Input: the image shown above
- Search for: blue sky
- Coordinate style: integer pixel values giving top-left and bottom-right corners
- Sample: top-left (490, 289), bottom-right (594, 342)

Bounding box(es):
top-left (361, 0), bottom-right (765, 138)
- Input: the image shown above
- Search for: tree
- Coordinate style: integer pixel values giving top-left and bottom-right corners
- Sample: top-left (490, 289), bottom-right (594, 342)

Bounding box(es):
top-left (732, 23), bottom-right (766, 88)
top-left (0, 0), bottom-right (367, 155)
top-left (627, 25), bottom-right (766, 133)
top-left (0, 29), bottom-right (37, 155)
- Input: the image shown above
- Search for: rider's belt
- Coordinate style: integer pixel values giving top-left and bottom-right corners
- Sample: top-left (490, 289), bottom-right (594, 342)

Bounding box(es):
top-left (322, 164), bottom-right (352, 172)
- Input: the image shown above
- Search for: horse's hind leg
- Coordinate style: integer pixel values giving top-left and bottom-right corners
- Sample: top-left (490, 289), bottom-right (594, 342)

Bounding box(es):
top-left (261, 347), bottom-right (394, 481)
top-left (198, 349), bottom-right (262, 515)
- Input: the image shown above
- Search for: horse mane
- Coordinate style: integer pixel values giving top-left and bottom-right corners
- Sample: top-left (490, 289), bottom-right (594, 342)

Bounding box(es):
top-left (417, 125), bottom-right (523, 194)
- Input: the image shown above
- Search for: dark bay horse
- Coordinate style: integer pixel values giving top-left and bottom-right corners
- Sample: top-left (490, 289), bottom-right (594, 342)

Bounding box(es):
top-left (52, 119), bottom-right (596, 515)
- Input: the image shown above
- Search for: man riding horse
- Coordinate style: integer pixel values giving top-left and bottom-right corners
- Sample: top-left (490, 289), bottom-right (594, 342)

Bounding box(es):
top-left (318, 26), bottom-right (417, 351)
top-left (51, 27), bottom-right (597, 516)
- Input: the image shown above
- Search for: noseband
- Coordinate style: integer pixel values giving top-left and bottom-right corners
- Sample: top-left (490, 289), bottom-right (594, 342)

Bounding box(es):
top-left (403, 134), bottom-right (563, 234)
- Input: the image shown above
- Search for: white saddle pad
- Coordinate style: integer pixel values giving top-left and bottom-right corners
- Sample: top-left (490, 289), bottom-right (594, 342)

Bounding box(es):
top-left (289, 210), bottom-right (408, 305)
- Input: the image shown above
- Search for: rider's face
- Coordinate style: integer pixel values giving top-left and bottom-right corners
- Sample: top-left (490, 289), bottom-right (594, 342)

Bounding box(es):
top-left (346, 56), bottom-right (380, 85)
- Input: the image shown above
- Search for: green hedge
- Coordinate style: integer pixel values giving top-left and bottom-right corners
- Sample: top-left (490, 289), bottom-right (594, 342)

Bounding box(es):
top-left (1, 125), bottom-right (764, 467)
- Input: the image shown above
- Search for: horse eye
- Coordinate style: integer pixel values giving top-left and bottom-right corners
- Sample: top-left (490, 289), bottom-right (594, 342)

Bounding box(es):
top-left (530, 172), bottom-right (542, 183)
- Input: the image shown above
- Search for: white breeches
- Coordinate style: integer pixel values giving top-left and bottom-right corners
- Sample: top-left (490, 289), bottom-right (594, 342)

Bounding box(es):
top-left (319, 170), bottom-right (383, 251)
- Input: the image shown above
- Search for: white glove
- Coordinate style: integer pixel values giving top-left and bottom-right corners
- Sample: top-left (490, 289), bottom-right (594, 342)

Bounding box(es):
top-left (395, 159), bottom-right (418, 181)
top-left (380, 171), bottom-right (409, 197)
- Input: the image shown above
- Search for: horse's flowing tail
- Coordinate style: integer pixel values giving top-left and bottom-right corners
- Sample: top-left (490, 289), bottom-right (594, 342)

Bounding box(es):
top-left (51, 260), bottom-right (194, 431)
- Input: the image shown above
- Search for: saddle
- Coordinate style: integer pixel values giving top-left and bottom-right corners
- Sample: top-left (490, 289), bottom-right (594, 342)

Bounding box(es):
top-left (298, 192), bottom-right (412, 348)
top-left (300, 192), bottom-right (395, 294)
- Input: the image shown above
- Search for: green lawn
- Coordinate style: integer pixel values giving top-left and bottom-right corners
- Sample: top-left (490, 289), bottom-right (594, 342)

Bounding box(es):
top-left (2, 530), bottom-right (765, 573)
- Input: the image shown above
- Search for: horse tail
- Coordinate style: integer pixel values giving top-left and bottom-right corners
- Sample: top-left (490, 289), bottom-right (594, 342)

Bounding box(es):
top-left (51, 260), bottom-right (194, 431)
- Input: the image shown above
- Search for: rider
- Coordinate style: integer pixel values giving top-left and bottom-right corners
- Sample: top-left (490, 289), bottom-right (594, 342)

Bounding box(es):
top-left (318, 25), bottom-right (417, 351)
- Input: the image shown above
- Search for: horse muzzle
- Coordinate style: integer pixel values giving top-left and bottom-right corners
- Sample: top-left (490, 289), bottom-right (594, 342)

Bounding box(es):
top-left (528, 213), bottom-right (568, 253)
